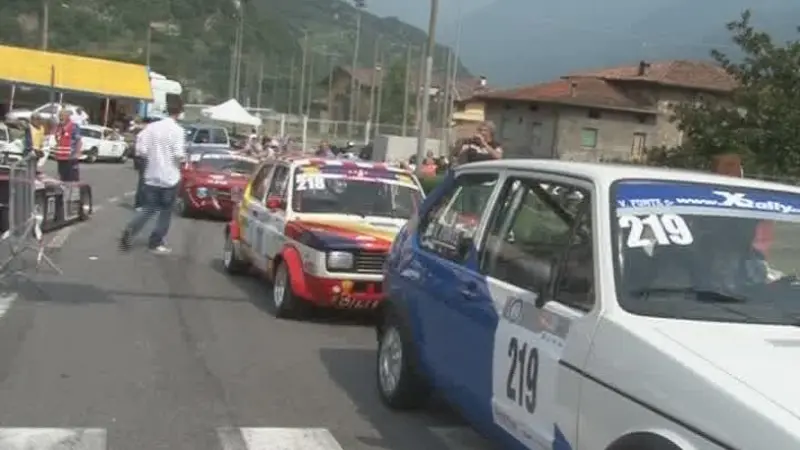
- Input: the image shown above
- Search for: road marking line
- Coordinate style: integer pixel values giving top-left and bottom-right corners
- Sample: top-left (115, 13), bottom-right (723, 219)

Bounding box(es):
top-left (218, 428), bottom-right (344, 450)
top-left (0, 293), bottom-right (17, 319)
top-left (123, 190), bottom-right (136, 197)
top-left (0, 428), bottom-right (106, 449)
top-left (107, 196), bottom-right (119, 203)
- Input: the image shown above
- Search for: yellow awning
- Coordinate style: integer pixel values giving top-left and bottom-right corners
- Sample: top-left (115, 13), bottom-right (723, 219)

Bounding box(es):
top-left (0, 45), bottom-right (153, 101)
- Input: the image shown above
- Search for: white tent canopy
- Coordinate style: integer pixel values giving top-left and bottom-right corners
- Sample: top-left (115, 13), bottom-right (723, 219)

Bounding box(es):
top-left (201, 98), bottom-right (260, 127)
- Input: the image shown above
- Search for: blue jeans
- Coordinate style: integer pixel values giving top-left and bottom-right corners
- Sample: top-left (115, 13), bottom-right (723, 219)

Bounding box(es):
top-left (134, 157), bottom-right (146, 208)
top-left (125, 184), bottom-right (177, 248)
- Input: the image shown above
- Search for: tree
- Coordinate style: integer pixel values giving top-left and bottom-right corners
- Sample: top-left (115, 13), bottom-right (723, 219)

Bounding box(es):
top-left (662, 10), bottom-right (800, 175)
top-left (378, 59), bottom-right (414, 126)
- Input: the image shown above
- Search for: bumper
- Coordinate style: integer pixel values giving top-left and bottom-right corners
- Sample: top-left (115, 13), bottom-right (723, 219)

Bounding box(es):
top-left (187, 194), bottom-right (237, 217)
top-left (300, 273), bottom-right (384, 309)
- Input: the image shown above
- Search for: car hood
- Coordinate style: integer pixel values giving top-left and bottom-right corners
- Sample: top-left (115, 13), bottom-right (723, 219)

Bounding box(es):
top-left (289, 215), bottom-right (405, 251)
top-left (655, 320), bottom-right (800, 418)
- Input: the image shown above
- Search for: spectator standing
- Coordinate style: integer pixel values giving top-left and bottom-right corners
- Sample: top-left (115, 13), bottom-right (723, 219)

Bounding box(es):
top-left (133, 122), bottom-right (148, 210)
top-left (454, 120), bottom-right (503, 165)
top-left (119, 94), bottom-right (186, 254)
top-left (53, 109), bottom-right (82, 182)
top-left (315, 140), bottom-right (335, 158)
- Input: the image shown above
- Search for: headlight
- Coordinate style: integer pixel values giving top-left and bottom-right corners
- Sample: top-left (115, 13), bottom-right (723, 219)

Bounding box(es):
top-left (196, 187), bottom-right (208, 198)
top-left (327, 251), bottom-right (354, 270)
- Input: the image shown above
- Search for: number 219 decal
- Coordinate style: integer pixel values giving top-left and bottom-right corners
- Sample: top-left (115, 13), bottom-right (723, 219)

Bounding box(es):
top-left (619, 213), bottom-right (693, 248)
top-left (506, 336), bottom-right (538, 414)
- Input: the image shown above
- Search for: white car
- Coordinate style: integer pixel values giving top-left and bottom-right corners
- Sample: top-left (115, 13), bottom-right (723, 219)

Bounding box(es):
top-left (5, 102), bottom-right (84, 123)
top-left (223, 157), bottom-right (424, 318)
top-left (0, 124), bottom-right (23, 160)
top-left (78, 125), bottom-right (128, 163)
top-left (378, 159), bottom-right (800, 450)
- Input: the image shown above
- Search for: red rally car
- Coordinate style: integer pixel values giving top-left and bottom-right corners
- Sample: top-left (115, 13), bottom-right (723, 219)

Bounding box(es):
top-left (176, 151), bottom-right (258, 218)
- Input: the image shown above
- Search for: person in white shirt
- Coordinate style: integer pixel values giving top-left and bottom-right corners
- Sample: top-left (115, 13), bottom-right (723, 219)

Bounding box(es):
top-left (119, 94), bottom-right (186, 254)
top-left (70, 107), bottom-right (89, 126)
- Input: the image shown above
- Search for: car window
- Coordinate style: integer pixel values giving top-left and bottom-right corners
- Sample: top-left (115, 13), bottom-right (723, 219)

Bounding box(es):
top-left (249, 164), bottom-right (273, 200)
top-left (194, 129), bottom-right (210, 144)
top-left (80, 128), bottom-right (102, 139)
top-left (553, 206), bottom-right (595, 311)
top-left (210, 128), bottom-right (228, 144)
top-left (479, 177), bottom-right (590, 294)
top-left (418, 172), bottom-right (498, 263)
top-left (266, 166), bottom-right (289, 199)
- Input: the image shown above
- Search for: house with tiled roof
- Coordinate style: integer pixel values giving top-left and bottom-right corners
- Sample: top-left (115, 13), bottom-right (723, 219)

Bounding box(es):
top-left (471, 60), bottom-right (736, 161)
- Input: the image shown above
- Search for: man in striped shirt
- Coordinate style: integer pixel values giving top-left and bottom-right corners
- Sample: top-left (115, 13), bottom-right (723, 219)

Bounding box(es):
top-left (119, 94), bottom-right (186, 254)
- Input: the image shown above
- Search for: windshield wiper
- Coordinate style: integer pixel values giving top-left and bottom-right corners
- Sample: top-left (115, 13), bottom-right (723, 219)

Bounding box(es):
top-left (630, 287), bottom-right (746, 303)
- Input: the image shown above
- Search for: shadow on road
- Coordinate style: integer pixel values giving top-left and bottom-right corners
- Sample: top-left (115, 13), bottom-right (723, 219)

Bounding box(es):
top-left (207, 258), bottom-right (375, 326)
top-left (319, 347), bottom-right (486, 450)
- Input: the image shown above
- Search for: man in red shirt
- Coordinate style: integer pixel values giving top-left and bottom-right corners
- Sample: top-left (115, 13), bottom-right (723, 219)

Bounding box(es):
top-left (53, 109), bottom-right (82, 182)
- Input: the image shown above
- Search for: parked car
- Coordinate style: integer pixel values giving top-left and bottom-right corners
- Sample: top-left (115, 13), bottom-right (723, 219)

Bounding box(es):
top-left (78, 125), bottom-right (128, 163)
top-left (176, 151), bottom-right (258, 218)
top-left (184, 123), bottom-right (231, 153)
top-left (377, 159), bottom-right (800, 450)
top-left (0, 124), bottom-right (23, 157)
top-left (5, 102), bottom-right (84, 124)
top-left (222, 156), bottom-right (424, 318)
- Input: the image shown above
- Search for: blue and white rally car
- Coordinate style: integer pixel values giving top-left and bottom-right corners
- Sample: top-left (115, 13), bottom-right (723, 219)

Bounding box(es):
top-left (377, 159), bottom-right (800, 450)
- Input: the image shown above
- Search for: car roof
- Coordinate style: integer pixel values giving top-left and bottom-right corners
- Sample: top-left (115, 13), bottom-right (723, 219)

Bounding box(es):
top-left (184, 123), bottom-right (225, 130)
top-left (460, 159), bottom-right (800, 195)
top-left (80, 124), bottom-right (106, 131)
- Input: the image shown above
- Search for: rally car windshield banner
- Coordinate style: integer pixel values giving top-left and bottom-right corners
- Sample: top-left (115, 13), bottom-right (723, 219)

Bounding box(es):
top-left (614, 180), bottom-right (800, 221)
top-left (296, 165), bottom-right (418, 189)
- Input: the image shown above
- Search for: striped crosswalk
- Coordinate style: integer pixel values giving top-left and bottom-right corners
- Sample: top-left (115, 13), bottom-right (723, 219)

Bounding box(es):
top-left (0, 426), bottom-right (490, 449)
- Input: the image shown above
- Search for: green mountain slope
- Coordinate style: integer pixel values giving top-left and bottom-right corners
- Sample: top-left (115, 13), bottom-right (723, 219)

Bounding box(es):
top-left (0, 0), bottom-right (467, 109)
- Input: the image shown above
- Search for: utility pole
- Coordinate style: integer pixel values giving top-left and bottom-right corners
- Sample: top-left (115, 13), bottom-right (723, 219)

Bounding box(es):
top-left (306, 51), bottom-right (315, 116)
top-left (401, 45), bottom-right (413, 136)
top-left (374, 50), bottom-right (384, 137)
top-left (271, 66), bottom-right (280, 110)
top-left (367, 36), bottom-right (381, 132)
top-left (415, 0), bottom-right (439, 176)
top-left (41, 0), bottom-right (49, 50)
top-left (347, 0), bottom-right (365, 136)
top-left (288, 55), bottom-right (295, 115)
top-left (440, 48), bottom-right (453, 133)
top-left (234, 10), bottom-right (245, 101)
top-left (256, 57), bottom-right (264, 109)
top-left (444, 9), bottom-right (463, 151)
top-left (414, 42), bottom-right (425, 132)
top-left (145, 24), bottom-right (152, 67)
top-left (327, 56), bottom-right (337, 120)
top-left (298, 31), bottom-right (309, 116)
top-left (228, 14), bottom-right (241, 98)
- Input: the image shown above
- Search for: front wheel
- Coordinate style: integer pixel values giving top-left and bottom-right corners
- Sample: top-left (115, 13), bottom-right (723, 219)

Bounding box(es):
top-left (78, 188), bottom-right (92, 221)
top-left (272, 262), bottom-right (308, 319)
top-left (175, 194), bottom-right (193, 218)
top-left (223, 232), bottom-right (250, 274)
top-left (117, 152), bottom-right (128, 163)
top-left (377, 313), bottom-right (430, 410)
top-left (85, 149), bottom-right (98, 164)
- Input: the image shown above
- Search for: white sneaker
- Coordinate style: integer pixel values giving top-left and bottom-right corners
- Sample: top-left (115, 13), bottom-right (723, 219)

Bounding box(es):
top-left (149, 245), bottom-right (171, 255)
top-left (135, 206), bottom-right (143, 212)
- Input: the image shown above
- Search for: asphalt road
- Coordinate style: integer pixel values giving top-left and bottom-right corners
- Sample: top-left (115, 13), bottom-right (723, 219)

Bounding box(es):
top-left (0, 161), bottom-right (496, 450)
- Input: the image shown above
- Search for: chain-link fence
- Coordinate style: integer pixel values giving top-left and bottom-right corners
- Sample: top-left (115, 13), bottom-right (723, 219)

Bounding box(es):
top-left (183, 104), bottom-right (453, 151)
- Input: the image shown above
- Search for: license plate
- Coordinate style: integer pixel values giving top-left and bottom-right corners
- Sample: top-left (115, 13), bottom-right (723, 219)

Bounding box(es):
top-left (334, 297), bottom-right (378, 309)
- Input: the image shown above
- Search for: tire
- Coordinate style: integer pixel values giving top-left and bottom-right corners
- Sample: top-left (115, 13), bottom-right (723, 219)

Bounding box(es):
top-left (175, 194), bottom-right (193, 218)
top-left (223, 231), bottom-right (250, 274)
top-left (85, 149), bottom-right (98, 164)
top-left (117, 152), bottom-right (128, 163)
top-left (376, 311), bottom-right (431, 410)
top-left (78, 188), bottom-right (92, 221)
top-left (271, 261), bottom-right (308, 319)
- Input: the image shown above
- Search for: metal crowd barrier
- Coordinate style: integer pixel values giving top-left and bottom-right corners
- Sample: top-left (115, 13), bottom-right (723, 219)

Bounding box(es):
top-left (0, 152), bottom-right (60, 279)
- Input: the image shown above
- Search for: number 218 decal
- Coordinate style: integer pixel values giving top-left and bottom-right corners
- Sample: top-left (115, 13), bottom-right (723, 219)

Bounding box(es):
top-left (506, 336), bottom-right (538, 414)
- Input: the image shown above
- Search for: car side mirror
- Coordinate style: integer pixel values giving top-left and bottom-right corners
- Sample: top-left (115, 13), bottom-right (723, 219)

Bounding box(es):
top-left (266, 196), bottom-right (285, 211)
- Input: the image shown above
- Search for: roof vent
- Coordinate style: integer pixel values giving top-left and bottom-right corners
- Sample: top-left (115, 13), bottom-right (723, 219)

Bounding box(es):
top-left (569, 81), bottom-right (578, 97)
top-left (479, 76), bottom-right (487, 87)
top-left (638, 60), bottom-right (651, 76)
